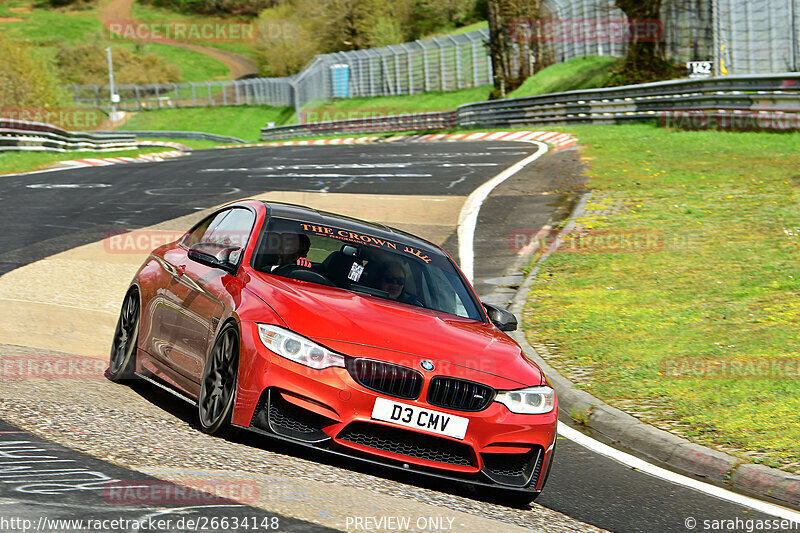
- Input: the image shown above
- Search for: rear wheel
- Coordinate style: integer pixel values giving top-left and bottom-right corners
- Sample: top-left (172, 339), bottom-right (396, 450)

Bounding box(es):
top-left (108, 287), bottom-right (140, 382)
top-left (198, 323), bottom-right (239, 436)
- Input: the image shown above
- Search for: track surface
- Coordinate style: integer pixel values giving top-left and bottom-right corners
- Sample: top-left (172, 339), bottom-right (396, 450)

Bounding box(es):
top-left (0, 142), bottom-right (784, 532)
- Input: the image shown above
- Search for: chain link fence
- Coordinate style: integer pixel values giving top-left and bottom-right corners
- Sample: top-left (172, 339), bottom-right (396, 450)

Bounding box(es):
top-left (68, 0), bottom-right (800, 118)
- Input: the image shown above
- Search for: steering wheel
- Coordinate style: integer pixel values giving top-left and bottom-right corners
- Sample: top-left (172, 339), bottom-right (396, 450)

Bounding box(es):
top-left (271, 264), bottom-right (335, 287)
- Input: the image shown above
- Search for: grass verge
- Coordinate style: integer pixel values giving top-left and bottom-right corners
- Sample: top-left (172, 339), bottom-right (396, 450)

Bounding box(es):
top-left (117, 106), bottom-right (296, 141)
top-left (509, 55), bottom-right (622, 98)
top-left (0, 146), bottom-right (170, 175)
top-left (0, 0), bottom-right (232, 81)
top-left (523, 123), bottom-right (800, 471)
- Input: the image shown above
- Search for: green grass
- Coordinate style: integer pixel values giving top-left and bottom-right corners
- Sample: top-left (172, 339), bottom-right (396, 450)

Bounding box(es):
top-left (303, 85), bottom-right (492, 121)
top-left (143, 42), bottom-right (230, 81)
top-left (509, 55), bottom-right (622, 98)
top-left (0, 146), bottom-right (169, 175)
top-left (0, 0), bottom-right (232, 81)
top-left (118, 106), bottom-right (296, 141)
top-left (129, 2), bottom-right (256, 58)
top-left (422, 20), bottom-right (488, 39)
top-left (522, 123), bottom-right (800, 471)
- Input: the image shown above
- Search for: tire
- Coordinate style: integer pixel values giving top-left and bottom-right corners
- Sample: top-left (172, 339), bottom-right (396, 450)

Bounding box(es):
top-left (108, 287), bottom-right (140, 382)
top-left (198, 322), bottom-right (239, 436)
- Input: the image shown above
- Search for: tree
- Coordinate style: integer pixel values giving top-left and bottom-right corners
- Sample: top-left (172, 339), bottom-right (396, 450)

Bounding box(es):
top-left (615, 0), bottom-right (663, 71)
top-left (487, 0), bottom-right (549, 98)
top-left (0, 35), bottom-right (64, 110)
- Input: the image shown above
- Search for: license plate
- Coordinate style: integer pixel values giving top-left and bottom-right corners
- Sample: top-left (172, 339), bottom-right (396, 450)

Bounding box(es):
top-left (371, 397), bottom-right (469, 440)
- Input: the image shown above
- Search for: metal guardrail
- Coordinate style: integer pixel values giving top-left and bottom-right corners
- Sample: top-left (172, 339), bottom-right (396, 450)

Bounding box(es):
top-left (260, 74), bottom-right (800, 140)
top-left (96, 130), bottom-right (246, 144)
top-left (260, 112), bottom-right (457, 141)
top-left (0, 119), bottom-right (137, 152)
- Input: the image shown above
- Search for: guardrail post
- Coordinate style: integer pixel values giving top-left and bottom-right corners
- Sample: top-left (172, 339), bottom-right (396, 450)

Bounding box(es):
top-left (134, 85), bottom-right (141, 111)
top-left (155, 84), bottom-right (161, 109)
top-left (173, 83), bottom-right (179, 108)
top-left (191, 82), bottom-right (197, 107)
top-left (234, 81), bottom-right (241, 105)
top-left (222, 81), bottom-right (228, 106)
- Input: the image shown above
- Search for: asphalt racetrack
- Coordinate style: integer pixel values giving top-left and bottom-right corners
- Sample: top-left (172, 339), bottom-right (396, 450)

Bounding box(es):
top-left (0, 141), bottom-right (785, 532)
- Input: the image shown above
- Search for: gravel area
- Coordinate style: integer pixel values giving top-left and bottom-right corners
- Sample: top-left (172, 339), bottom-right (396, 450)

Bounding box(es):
top-left (0, 344), bottom-right (604, 533)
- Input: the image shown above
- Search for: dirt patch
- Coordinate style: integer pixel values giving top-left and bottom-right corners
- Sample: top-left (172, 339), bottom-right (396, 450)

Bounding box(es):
top-left (0, 17), bottom-right (24, 22)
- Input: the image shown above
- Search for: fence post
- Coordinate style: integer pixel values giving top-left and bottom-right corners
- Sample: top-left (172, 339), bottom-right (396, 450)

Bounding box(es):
top-left (173, 83), bottom-right (179, 108)
top-left (393, 48), bottom-right (402, 95)
top-left (402, 44), bottom-right (414, 94)
top-left (155, 84), bottom-right (161, 109)
top-left (134, 84), bottom-right (141, 111)
top-left (368, 52), bottom-right (376, 96)
top-left (790, 0), bottom-right (799, 72)
top-left (191, 82), bottom-right (197, 107)
top-left (471, 40), bottom-right (479, 87)
top-left (419, 41), bottom-right (430, 92)
top-left (452, 38), bottom-right (462, 89)
top-left (432, 37), bottom-right (446, 91)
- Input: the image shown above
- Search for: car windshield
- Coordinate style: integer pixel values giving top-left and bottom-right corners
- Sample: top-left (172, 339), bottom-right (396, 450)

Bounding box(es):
top-left (251, 217), bottom-right (484, 321)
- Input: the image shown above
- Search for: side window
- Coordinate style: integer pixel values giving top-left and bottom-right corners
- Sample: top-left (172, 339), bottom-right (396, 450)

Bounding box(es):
top-left (204, 208), bottom-right (255, 250)
top-left (183, 208), bottom-right (255, 251)
top-left (183, 211), bottom-right (227, 248)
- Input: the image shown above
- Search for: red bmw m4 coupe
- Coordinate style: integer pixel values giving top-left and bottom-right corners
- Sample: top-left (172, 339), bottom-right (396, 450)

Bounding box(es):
top-left (108, 200), bottom-right (557, 504)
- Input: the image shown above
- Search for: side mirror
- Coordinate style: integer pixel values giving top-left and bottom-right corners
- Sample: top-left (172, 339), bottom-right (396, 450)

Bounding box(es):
top-left (483, 302), bottom-right (518, 332)
top-left (188, 243), bottom-right (240, 274)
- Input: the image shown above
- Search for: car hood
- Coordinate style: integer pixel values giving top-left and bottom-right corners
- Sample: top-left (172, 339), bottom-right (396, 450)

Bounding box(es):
top-left (247, 272), bottom-right (543, 387)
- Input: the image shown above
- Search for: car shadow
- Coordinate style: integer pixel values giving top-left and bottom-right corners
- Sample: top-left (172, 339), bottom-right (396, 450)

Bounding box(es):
top-left (123, 377), bottom-right (532, 509)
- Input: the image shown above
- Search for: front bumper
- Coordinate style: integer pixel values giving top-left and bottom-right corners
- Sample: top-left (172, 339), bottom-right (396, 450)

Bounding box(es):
top-left (232, 322), bottom-right (558, 491)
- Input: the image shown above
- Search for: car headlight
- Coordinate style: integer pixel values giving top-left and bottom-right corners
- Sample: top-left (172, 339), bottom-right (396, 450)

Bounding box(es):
top-left (495, 386), bottom-right (555, 414)
top-left (257, 324), bottom-right (344, 370)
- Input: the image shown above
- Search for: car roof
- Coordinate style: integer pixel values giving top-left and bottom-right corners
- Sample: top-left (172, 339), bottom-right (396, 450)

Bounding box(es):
top-left (260, 201), bottom-right (444, 256)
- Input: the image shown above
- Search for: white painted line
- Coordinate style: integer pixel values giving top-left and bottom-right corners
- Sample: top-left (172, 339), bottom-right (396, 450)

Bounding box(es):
top-left (558, 423), bottom-right (800, 521)
top-left (457, 140), bottom-right (549, 282)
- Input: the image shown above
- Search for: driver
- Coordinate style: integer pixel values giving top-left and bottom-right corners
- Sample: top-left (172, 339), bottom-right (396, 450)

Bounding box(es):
top-left (379, 261), bottom-right (418, 305)
top-left (275, 233), bottom-right (311, 268)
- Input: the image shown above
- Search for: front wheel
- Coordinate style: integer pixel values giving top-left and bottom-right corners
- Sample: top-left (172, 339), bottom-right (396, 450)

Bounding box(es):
top-left (108, 287), bottom-right (140, 382)
top-left (198, 323), bottom-right (239, 436)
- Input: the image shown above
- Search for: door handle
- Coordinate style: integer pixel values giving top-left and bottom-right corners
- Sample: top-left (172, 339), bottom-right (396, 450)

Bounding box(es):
top-left (176, 264), bottom-right (186, 276)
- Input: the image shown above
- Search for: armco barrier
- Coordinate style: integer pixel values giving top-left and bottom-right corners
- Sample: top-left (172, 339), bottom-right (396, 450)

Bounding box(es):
top-left (0, 118), bottom-right (137, 152)
top-left (261, 111), bottom-right (457, 141)
top-left (95, 130), bottom-right (246, 144)
top-left (261, 74), bottom-right (800, 140)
